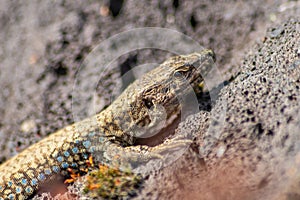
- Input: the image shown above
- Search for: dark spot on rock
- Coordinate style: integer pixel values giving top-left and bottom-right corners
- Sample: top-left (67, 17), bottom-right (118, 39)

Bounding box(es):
top-left (75, 53), bottom-right (83, 61)
top-left (190, 14), bottom-right (197, 29)
top-left (267, 130), bottom-right (274, 136)
top-left (211, 120), bottom-right (219, 126)
top-left (120, 54), bottom-right (137, 90)
top-left (246, 109), bottom-right (253, 115)
top-left (287, 116), bottom-right (292, 123)
top-left (53, 64), bottom-right (68, 76)
top-left (17, 103), bottom-right (23, 109)
top-left (238, 170), bottom-right (244, 176)
top-left (255, 123), bottom-right (264, 137)
top-left (62, 39), bottom-right (69, 47)
top-left (257, 155), bottom-right (262, 161)
top-left (109, 0), bottom-right (124, 17)
top-left (288, 95), bottom-right (294, 101)
top-left (280, 106), bottom-right (286, 113)
top-left (276, 121), bottom-right (280, 126)
top-left (257, 177), bottom-right (268, 189)
top-left (282, 134), bottom-right (289, 142)
top-left (173, 0), bottom-right (179, 9)
top-left (225, 116), bottom-right (230, 122)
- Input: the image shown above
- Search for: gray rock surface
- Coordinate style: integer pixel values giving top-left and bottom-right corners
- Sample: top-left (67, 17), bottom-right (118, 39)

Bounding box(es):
top-left (137, 18), bottom-right (299, 200)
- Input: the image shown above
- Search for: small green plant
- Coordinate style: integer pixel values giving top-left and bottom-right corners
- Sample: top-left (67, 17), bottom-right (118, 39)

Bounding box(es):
top-left (83, 164), bottom-right (143, 199)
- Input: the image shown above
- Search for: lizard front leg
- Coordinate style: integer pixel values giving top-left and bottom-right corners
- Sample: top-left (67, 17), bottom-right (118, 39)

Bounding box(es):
top-left (99, 135), bottom-right (193, 174)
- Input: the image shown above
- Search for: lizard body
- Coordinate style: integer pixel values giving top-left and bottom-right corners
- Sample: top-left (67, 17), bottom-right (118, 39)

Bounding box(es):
top-left (0, 50), bottom-right (215, 199)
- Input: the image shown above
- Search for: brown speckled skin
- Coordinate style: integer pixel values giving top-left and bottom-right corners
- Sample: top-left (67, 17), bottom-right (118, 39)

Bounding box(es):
top-left (0, 50), bottom-right (215, 199)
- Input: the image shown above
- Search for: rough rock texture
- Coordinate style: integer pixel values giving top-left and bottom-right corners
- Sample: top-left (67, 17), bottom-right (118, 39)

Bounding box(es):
top-left (0, 0), bottom-right (299, 199)
top-left (137, 18), bottom-right (300, 200)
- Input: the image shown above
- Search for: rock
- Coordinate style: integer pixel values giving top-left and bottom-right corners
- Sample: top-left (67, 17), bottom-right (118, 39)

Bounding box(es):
top-left (137, 18), bottom-right (300, 200)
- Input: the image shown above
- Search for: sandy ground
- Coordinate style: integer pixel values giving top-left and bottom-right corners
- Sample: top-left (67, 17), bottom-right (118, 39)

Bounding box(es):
top-left (0, 0), bottom-right (299, 199)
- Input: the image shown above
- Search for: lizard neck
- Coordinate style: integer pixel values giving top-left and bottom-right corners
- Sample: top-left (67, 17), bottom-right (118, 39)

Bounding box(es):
top-left (94, 106), bottom-right (135, 146)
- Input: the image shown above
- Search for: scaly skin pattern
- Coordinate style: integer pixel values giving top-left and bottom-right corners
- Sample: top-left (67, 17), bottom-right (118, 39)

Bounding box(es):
top-left (0, 50), bottom-right (215, 199)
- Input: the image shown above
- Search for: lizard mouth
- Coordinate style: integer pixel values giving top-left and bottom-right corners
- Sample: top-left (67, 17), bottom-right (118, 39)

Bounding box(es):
top-left (134, 113), bottom-right (181, 147)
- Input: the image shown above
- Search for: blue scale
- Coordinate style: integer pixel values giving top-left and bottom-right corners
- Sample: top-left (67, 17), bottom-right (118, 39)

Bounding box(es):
top-left (71, 163), bottom-right (78, 168)
top-left (89, 131), bottom-right (96, 137)
top-left (31, 178), bottom-right (38, 186)
top-left (64, 151), bottom-right (70, 157)
top-left (38, 173), bottom-right (45, 181)
top-left (25, 186), bottom-right (33, 193)
top-left (15, 187), bottom-right (22, 194)
top-left (21, 178), bottom-right (27, 185)
top-left (7, 181), bottom-right (13, 187)
top-left (52, 165), bottom-right (60, 173)
top-left (44, 168), bottom-right (51, 175)
top-left (83, 153), bottom-right (88, 159)
top-left (99, 137), bottom-right (105, 142)
top-left (89, 146), bottom-right (96, 153)
top-left (8, 194), bottom-right (15, 200)
top-left (83, 140), bottom-right (91, 149)
top-left (72, 147), bottom-right (79, 154)
top-left (61, 162), bottom-right (69, 169)
top-left (57, 156), bottom-right (64, 162)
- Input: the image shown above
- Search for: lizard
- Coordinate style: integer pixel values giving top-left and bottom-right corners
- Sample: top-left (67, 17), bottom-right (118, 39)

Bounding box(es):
top-left (0, 49), bottom-right (215, 199)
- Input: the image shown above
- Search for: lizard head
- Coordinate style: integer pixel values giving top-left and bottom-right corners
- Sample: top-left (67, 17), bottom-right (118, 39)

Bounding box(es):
top-left (105, 49), bottom-right (215, 144)
top-left (140, 49), bottom-right (215, 107)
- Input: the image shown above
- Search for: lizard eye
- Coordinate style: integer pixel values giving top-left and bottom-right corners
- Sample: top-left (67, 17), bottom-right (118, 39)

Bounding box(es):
top-left (173, 71), bottom-right (183, 79)
top-left (143, 98), bottom-right (153, 109)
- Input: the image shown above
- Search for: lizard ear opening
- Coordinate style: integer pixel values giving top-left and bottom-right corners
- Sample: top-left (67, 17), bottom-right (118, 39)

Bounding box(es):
top-left (142, 98), bottom-right (154, 109)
